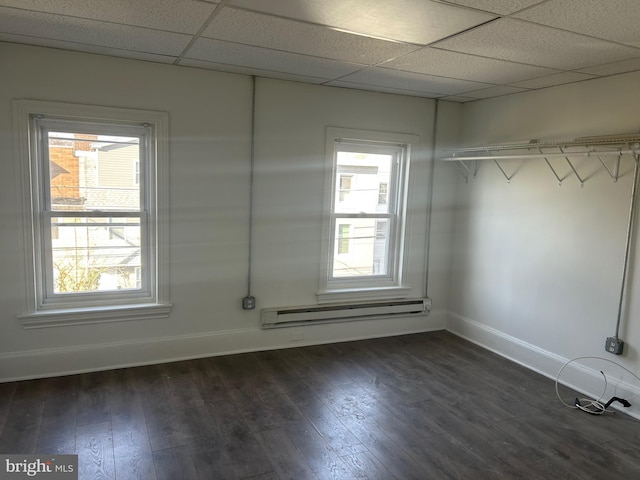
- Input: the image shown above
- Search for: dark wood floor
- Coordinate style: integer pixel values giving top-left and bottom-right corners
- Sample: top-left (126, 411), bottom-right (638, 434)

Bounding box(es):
top-left (1, 331), bottom-right (639, 479)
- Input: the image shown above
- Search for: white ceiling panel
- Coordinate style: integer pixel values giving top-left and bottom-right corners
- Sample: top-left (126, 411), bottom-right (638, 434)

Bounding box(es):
top-left (0, 7), bottom-right (192, 55)
top-left (0, 0), bottom-right (217, 34)
top-left (510, 71), bottom-right (596, 89)
top-left (203, 8), bottom-right (420, 65)
top-left (578, 58), bottom-right (640, 77)
top-left (178, 58), bottom-right (328, 84)
top-left (382, 47), bottom-right (557, 84)
top-left (514, 0), bottom-right (640, 48)
top-left (334, 67), bottom-right (493, 95)
top-left (464, 85), bottom-right (529, 99)
top-left (438, 0), bottom-right (545, 15)
top-left (185, 38), bottom-right (366, 80)
top-left (0, 32), bottom-right (178, 63)
top-left (328, 81), bottom-right (441, 98)
top-left (439, 94), bottom-right (477, 102)
top-left (227, 0), bottom-right (496, 45)
top-left (435, 18), bottom-right (640, 70)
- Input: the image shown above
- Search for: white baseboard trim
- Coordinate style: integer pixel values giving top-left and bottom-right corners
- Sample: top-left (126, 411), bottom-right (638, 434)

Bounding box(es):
top-left (0, 310), bottom-right (447, 382)
top-left (446, 311), bottom-right (640, 421)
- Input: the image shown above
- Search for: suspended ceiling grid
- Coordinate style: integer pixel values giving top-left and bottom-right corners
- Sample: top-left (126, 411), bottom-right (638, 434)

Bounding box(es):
top-left (2, 0), bottom-right (640, 102)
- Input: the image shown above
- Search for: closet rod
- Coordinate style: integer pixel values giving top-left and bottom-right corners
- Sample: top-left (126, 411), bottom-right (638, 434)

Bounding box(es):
top-left (440, 149), bottom-right (638, 162)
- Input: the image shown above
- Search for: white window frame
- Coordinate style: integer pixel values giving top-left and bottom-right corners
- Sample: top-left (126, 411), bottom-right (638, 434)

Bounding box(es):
top-left (318, 127), bottom-right (416, 303)
top-left (14, 100), bottom-right (171, 328)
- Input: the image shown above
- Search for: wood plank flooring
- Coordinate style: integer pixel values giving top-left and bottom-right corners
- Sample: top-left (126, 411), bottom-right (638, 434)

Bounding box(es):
top-left (1, 331), bottom-right (639, 479)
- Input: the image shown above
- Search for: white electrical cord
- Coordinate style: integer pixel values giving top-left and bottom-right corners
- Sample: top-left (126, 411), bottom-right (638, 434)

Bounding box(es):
top-left (555, 356), bottom-right (640, 415)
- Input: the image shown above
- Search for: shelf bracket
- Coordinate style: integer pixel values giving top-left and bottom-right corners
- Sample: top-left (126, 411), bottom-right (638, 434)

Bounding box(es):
top-left (560, 147), bottom-right (585, 187)
top-left (493, 159), bottom-right (513, 183)
top-left (454, 160), bottom-right (470, 183)
top-left (597, 155), bottom-right (620, 182)
top-left (539, 148), bottom-right (563, 186)
top-left (453, 159), bottom-right (479, 183)
top-left (597, 154), bottom-right (621, 182)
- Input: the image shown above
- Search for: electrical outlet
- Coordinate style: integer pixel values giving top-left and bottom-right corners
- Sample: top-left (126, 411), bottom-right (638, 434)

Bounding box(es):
top-left (605, 337), bottom-right (624, 355)
top-left (242, 296), bottom-right (256, 310)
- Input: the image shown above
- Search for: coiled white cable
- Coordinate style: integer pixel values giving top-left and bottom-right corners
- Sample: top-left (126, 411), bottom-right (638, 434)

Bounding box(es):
top-left (555, 356), bottom-right (640, 415)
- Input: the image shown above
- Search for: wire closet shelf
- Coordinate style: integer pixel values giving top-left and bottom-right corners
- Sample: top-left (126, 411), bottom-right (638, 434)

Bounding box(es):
top-left (439, 133), bottom-right (640, 186)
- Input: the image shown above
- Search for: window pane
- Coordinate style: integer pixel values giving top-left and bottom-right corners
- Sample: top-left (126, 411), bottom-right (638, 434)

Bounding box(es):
top-left (338, 224), bottom-right (350, 254)
top-left (51, 216), bottom-right (141, 293)
top-left (48, 132), bottom-right (140, 211)
top-left (332, 218), bottom-right (389, 277)
top-left (334, 151), bottom-right (392, 214)
top-left (378, 182), bottom-right (388, 205)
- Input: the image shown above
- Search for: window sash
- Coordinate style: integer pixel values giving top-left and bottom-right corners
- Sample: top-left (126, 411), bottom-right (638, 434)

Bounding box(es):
top-left (329, 213), bottom-right (397, 283)
top-left (31, 116), bottom-right (156, 309)
top-left (327, 139), bottom-right (406, 289)
top-left (40, 211), bottom-right (150, 304)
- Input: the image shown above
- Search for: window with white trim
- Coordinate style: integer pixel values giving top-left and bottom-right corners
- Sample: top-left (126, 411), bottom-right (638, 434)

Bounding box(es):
top-left (14, 100), bottom-right (171, 327)
top-left (320, 128), bottom-right (413, 299)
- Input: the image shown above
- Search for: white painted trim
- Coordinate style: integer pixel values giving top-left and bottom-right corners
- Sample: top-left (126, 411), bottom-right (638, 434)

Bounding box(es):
top-left (0, 310), bottom-right (447, 382)
top-left (316, 286), bottom-right (412, 304)
top-left (446, 311), bottom-right (640, 420)
top-left (18, 303), bottom-right (172, 329)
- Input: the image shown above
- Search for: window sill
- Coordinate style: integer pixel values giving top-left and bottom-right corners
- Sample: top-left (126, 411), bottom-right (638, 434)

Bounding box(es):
top-left (316, 286), bottom-right (411, 305)
top-left (18, 303), bottom-right (172, 329)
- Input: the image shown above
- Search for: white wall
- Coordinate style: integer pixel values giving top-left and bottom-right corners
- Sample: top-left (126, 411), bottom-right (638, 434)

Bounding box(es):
top-left (449, 73), bottom-right (640, 417)
top-left (0, 43), bottom-right (450, 380)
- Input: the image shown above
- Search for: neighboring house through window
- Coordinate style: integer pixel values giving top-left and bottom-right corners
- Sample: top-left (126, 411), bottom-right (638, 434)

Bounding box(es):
top-left (337, 224), bottom-right (350, 255)
top-left (378, 182), bottom-right (388, 205)
top-left (338, 174), bottom-right (352, 202)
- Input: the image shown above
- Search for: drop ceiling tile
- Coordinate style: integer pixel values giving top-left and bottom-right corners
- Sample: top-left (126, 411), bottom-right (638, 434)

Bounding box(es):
top-left (228, 0), bottom-right (496, 45)
top-left (0, 33), bottom-right (177, 63)
top-left (0, 0), bottom-right (217, 34)
top-left (434, 18), bottom-right (640, 70)
top-left (439, 95), bottom-right (477, 102)
top-left (438, 0), bottom-right (546, 15)
top-left (577, 58), bottom-right (640, 76)
top-left (510, 71), bottom-right (596, 89)
top-left (382, 47), bottom-right (557, 84)
top-left (0, 7), bottom-right (192, 55)
top-left (185, 38), bottom-right (366, 79)
top-left (327, 80), bottom-right (442, 98)
top-left (463, 85), bottom-right (529, 99)
top-left (178, 58), bottom-right (328, 84)
top-left (335, 67), bottom-right (493, 95)
top-left (514, 0), bottom-right (640, 48)
top-left (203, 8), bottom-right (419, 65)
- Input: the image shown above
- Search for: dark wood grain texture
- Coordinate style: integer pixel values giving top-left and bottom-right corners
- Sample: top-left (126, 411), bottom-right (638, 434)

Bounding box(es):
top-left (0, 331), bottom-right (639, 479)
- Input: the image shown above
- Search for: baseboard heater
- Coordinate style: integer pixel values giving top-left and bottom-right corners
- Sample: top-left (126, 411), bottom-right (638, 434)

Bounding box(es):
top-left (261, 298), bottom-right (430, 329)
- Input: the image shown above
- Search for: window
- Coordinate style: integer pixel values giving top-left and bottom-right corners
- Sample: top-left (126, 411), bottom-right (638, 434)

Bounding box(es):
top-left (320, 127), bottom-right (415, 301)
top-left (14, 100), bottom-right (171, 327)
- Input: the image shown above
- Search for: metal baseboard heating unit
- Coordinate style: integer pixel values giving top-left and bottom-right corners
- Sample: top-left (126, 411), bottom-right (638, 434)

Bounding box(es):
top-left (261, 298), bottom-right (430, 329)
